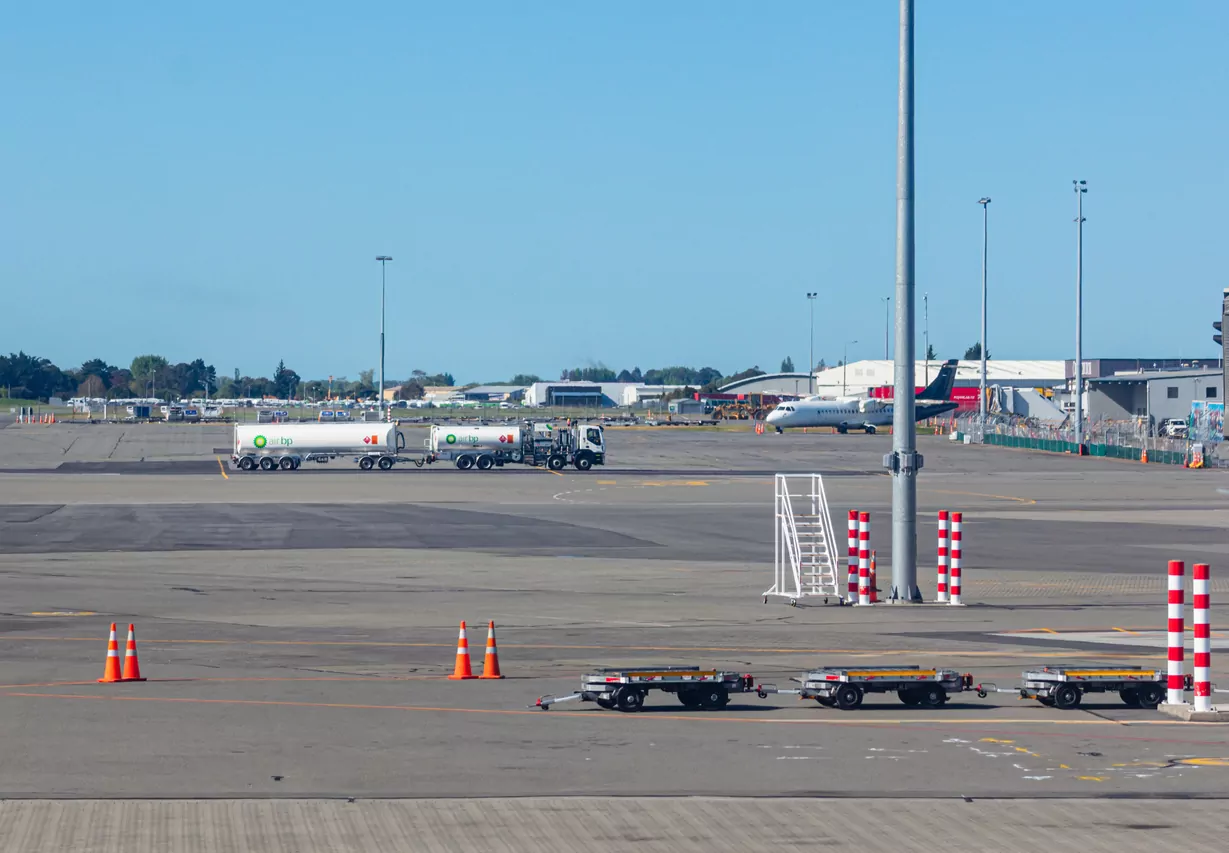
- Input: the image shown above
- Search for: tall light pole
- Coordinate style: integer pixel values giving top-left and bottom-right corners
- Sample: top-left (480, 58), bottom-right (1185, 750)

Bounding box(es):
top-left (375, 255), bottom-right (393, 420)
top-left (842, 340), bottom-right (857, 395)
top-left (888, 0), bottom-right (921, 602)
top-left (881, 296), bottom-right (891, 359)
top-left (978, 197), bottom-right (991, 427)
top-left (1073, 181), bottom-right (1086, 451)
top-left (806, 292), bottom-right (817, 395)
top-left (923, 292), bottom-right (929, 385)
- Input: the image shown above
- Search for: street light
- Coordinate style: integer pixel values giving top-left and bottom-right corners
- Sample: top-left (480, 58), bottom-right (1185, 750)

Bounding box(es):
top-left (806, 292), bottom-right (818, 395)
top-left (842, 340), bottom-right (858, 395)
top-left (1072, 181), bottom-right (1087, 452)
top-left (881, 296), bottom-right (891, 359)
top-left (375, 256), bottom-right (393, 420)
top-left (978, 197), bottom-right (991, 428)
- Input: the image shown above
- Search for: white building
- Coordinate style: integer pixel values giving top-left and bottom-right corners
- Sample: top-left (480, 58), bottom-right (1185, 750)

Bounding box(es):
top-left (809, 360), bottom-right (1066, 397)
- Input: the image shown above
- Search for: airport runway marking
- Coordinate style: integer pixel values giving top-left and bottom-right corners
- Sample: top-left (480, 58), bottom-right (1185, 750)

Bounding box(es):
top-left (925, 488), bottom-right (1037, 505)
top-left (5, 692), bottom-right (1229, 740)
top-left (215, 457), bottom-right (229, 479)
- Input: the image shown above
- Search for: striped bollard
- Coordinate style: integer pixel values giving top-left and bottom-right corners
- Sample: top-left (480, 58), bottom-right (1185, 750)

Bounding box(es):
top-left (847, 510), bottom-right (859, 603)
top-left (948, 512), bottom-right (963, 606)
top-left (857, 512), bottom-right (871, 606)
top-left (1193, 563), bottom-right (1212, 713)
top-left (1167, 560), bottom-right (1186, 706)
top-left (936, 510), bottom-right (949, 603)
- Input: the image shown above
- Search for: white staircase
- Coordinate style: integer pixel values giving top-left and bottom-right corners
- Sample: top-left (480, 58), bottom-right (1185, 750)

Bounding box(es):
top-left (765, 474), bottom-right (842, 603)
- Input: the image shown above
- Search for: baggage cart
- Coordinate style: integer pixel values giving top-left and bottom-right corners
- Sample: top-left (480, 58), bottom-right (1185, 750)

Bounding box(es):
top-left (975, 666), bottom-right (1179, 710)
top-left (533, 666), bottom-right (758, 712)
top-left (759, 665), bottom-right (974, 710)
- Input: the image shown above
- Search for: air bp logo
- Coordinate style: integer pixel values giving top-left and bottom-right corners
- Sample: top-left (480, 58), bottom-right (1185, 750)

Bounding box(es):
top-left (445, 434), bottom-right (457, 444)
top-left (254, 435), bottom-right (268, 448)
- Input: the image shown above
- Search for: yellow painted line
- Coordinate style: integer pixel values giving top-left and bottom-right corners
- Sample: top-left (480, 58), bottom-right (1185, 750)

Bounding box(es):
top-left (595, 480), bottom-right (617, 485)
top-left (1111, 627), bottom-right (1139, 635)
top-left (1076, 776), bottom-right (1108, 782)
top-left (926, 488), bottom-right (1037, 505)
top-left (1175, 757), bottom-right (1229, 767)
top-left (29, 611), bottom-right (96, 617)
top-left (980, 738), bottom-right (1014, 744)
top-left (549, 469), bottom-right (563, 477)
top-left (216, 456), bottom-right (229, 479)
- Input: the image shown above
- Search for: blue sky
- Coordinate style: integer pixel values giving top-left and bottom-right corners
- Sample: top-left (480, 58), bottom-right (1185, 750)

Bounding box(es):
top-left (3, 2), bottom-right (1225, 383)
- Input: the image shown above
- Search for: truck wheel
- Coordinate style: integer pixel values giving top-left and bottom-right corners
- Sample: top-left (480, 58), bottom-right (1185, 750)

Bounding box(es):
top-left (1053, 684), bottom-right (1082, 710)
top-left (456, 455), bottom-right (474, 470)
top-left (510, 450), bottom-right (524, 463)
top-left (476, 455), bottom-right (494, 470)
top-left (238, 457), bottom-right (256, 471)
top-left (835, 684), bottom-right (863, 711)
top-left (574, 454), bottom-right (593, 471)
top-left (614, 688), bottom-right (644, 712)
top-left (279, 457), bottom-right (295, 470)
top-left (865, 425), bottom-right (877, 435)
top-left (359, 457), bottom-right (375, 471)
top-left (259, 457), bottom-right (276, 471)
top-left (290, 458), bottom-right (301, 469)
top-left (1135, 684), bottom-right (1164, 709)
top-left (378, 456), bottom-right (394, 470)
top-left (547, 455), bottom-right (565, 471)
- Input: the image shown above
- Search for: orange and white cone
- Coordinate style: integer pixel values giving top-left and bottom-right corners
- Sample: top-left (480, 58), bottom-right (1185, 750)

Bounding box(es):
top-left (121, 623), bottom-right (146, 682)
top-left (447, 621), bottom-right (476, 680)
top-left (479, 621), bottom-right (503, 679)
top-left (98, 623), bottom-right (122, 683)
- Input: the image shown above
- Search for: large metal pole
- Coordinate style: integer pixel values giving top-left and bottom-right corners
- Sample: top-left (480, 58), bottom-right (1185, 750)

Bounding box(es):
top-left (978, 198), bottom-right (990, 427)
top-left (807, 292), bottom-right (817, 395)
top-left (923, 292), bottom-right (929, 386)
top-left (882, 297), bottom-right (891, 359)
top-left (889, 0), bottom-right (921, 602)
top-left (376, 255), bottom-right (393, 420)
top-left (1073, 182), bottom-right (1086, 451)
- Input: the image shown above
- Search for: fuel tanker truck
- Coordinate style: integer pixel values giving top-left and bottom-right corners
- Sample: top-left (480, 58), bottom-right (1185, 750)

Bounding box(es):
top-left (232, 423), bottom-right (406, 471)
top-left (422, 422), bottom-right (605, 471)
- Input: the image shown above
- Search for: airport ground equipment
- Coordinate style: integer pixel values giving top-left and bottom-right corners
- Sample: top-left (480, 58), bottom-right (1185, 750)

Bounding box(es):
top-left (533, 666), bottom-right (758, 712)
top-left (976, 667), bottom-right (1175, 710)
top-left (764, 474), bottom-right (842, 605)
top-left (232, 423), bottom-right (406, 471)
top-left (759, 665), bottom-right (974, 710)
top-left (419, 422), bottom-right (605, 471)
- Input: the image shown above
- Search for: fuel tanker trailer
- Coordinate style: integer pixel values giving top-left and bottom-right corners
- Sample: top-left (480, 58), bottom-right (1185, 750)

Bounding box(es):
top-left (233, 423), bottom-right (406, 472)
top-left (422, 422), bottom-right (605, 471)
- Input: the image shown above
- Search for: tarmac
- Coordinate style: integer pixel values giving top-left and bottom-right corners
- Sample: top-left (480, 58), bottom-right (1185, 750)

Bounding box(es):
top-left (2, 421), bottom-right (1228, 851)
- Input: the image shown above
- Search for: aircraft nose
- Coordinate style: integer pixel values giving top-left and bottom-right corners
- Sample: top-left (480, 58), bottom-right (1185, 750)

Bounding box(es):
top-left (766, 410), bottom-right (781, 422)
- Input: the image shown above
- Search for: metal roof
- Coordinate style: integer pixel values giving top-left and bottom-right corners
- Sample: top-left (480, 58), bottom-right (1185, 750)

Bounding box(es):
top-left (1089, 369), bottom-right (1222, 384)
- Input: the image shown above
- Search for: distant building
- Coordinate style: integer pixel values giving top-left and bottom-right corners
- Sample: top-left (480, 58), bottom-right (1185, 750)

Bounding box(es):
top-left (717, 372), bottom-right (815, 397)
top-left (461, 385), bottom-right (526, 402)
top-left (810, 360), bottom-right (1066, 397)
top-left (1086, 369), bottom-right (1222, 425)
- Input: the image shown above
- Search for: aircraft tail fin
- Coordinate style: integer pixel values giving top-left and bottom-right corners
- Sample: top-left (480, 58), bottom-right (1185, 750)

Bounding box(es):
top-left (919, 359), bottom-right (958, 400)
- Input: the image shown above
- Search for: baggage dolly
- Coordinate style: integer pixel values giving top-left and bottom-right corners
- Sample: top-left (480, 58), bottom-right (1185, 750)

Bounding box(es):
top-left (533, 666), bottom-right (758, 712)
top-left (759, 666), bottom-right (974, 710)
top-left (975, 666), bottom-right (1181, 710)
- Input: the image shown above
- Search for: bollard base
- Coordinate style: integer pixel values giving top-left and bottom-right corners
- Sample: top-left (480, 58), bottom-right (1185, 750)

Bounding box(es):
top-left (1158, 702), bottom-right (1229, 722)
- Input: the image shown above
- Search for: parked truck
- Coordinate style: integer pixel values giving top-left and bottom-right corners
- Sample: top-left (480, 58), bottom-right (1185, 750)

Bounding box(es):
top-left (422, 422), bottom-right (605, 471)
top-left (232, 423), bottom-right (406, 471)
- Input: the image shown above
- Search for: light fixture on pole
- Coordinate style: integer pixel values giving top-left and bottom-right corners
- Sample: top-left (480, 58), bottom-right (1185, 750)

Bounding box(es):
top-left (806, 292), bottom-right (818, 395)
top-left (375, 255), bottom-right (393, 420)
top-left (1072, 181), bottom-right (1086, 452)
top-left (881, 296), bottom-right (891, 359)
top-left (842, 340), bottom-right (857, 395)
top-left (978, 197), bottom-right (991, 429)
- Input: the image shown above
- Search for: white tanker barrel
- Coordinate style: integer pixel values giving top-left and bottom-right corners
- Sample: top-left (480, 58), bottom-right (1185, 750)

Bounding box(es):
top-left (428, 425), bottom-right (524, 456)
top-left (234, 423), bottom-right (402, 455)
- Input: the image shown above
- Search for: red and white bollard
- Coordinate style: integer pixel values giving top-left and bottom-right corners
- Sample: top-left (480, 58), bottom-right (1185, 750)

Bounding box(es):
top-left (948, 512), bottom-right (963, 606)
top-left (1167, 560), bottom-right (1186, 706)
top-left (1193, 563), bottom-right (1212, 713)
top-left (857, 512), bottom-right (871, 606)
top-left (847, 510), bottom-right (859, 603)
top-left (936, 510), bottom-right (949, 603)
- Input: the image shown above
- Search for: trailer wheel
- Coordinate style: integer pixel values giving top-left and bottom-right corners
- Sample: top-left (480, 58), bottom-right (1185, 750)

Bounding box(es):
top-left (574, 453), bottom-right (593, 471)
top-left (238, 457), bottom-right (256, 471)
top-left (1053, 684), bottom-right (1082, 710)
top-left (547, 455), bottom-right (566, 471)
top-left (677, 689), bottom-right (702, 708)
top-left (835, 684), bottom-right (863, 711)
top-left (1135, 684), bottom-right (1164, 709)
top-left (279, 457), bottom-right (295, 470)
top-left (595, 696), bottom-right (616, 710)
top-left (359, 456), bottom-right (376, 471)
top-left (476, 455), bottom-right (495, 470)
top-left (259, 457), bottom-right (276, 471)
top-left (1119, 688), bottom-right (1141, 708)
top-left (697, 688), bottom-right (729, 709)
top-left (614, 688), bottom-right (644, 712)
top-left (898, 688), bottom-right (921, 706)
top-left (1037, 696), bottom-right (1055, 707)
top-left (917, 686), bottom-right (947, 708)
top-left (455, 455), bottom-right (474, 470)
top-left (378, 456), bottom-right (394, 470)
top-left (291, 458), bottom-right (301, 469)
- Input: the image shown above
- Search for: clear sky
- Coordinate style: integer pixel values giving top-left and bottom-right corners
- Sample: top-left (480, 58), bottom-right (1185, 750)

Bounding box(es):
top-left (3, 2), bottom-right (1226, 383)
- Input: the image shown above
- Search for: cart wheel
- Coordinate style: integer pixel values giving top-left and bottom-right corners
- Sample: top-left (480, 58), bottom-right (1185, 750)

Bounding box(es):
top-left (815, 696), bottom-right (836, 707)
top-left (698, 688), bottom-right (729, 709)
top-left (1037, 696), bottom-right (1055, 707)
top-left (789, 598), bottom-right (797, 607)
top-left (1135, 684), bottom-right (1164, 709)
top-left (615, 688), bottom-right (644, 712)
top-left (1053, 684), bottom-right (1082, 710)
top-left (835, 684), bottom-right (863, 711)
top-left (1119, 688), bottom-right (1141, 708)
top-left (595, 697), bottom-right (616, 710)
top-left (677, 689), bottom-right (702, 708)
top-left (917, 686), bottom-right (947, 708)
top-left (898, 688), bottom-right (921, 706)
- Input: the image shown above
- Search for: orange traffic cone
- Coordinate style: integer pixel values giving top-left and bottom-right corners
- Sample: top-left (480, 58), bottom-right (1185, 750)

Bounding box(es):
top-left (121, 623), bottom-right (146, 682)
top-left (98, 623), bottom-right (122, 683)
top-left (479, 621), bottom-right (503, 679)
top-left (447, 621), bottom-right (476, 680)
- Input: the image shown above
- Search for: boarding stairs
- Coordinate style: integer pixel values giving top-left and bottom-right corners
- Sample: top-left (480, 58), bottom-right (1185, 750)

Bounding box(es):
top-left (765, 474), bottom-right (841, 603)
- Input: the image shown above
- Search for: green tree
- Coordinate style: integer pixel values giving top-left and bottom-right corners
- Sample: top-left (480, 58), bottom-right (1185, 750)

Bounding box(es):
top-left (358, 368), bottom-right (375, 388)
top-left (780, 356), bottom-right (795, 373)
top-left (396, 381), bottom-right (425, 400)
top-left (815, 358), bottom-right (827, 371)
top-left (508, 374), bottom-right (540, 385)
top-left (926, 344), bottom-right (937, 360)
top-left (272, 360), bottom-right (301, 399)
top-left (963, 342), bottom-right (989, 360)
top-left (79, 358), bottom-right (112, 389)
